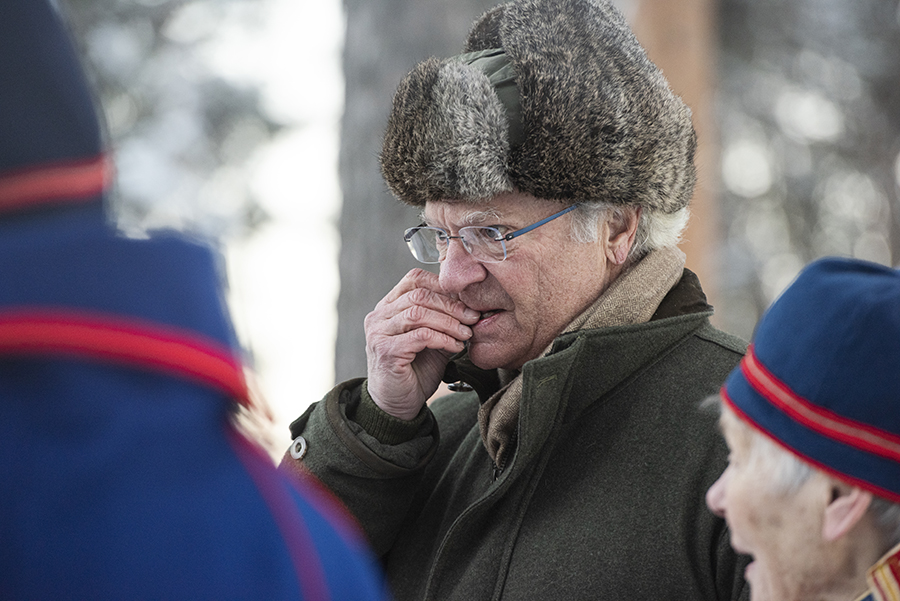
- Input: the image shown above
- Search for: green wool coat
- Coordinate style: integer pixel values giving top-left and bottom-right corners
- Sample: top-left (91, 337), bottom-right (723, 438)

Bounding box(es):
top-left (285, 272), bottom-right (751, 601)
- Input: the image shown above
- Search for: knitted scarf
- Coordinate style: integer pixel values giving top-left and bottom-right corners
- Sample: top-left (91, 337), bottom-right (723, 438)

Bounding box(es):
top-left (477, 247), bottom-right (687, 466)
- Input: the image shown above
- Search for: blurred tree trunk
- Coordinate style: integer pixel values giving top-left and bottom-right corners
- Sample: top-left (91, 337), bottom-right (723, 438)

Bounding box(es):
top-left (630, 0), bottom-right (722, 311)
top-left (336, 0), bottom-right (497, 382)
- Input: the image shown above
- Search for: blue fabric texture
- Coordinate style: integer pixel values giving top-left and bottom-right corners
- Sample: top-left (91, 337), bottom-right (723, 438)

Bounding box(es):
top-left (0, 0), bottom-right (102, 172)
top-left (0, 1), bottom-right (389, 599)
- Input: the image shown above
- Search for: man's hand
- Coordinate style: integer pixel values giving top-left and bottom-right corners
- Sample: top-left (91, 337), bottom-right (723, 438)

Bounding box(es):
top-left (365, 268), bottom-right (480, 420)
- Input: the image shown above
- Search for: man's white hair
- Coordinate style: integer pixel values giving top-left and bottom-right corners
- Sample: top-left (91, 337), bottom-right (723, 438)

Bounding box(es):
top-left (728, 405), bottom-right (900, 548)
top-left (569, 203), bottom-right (690, 261)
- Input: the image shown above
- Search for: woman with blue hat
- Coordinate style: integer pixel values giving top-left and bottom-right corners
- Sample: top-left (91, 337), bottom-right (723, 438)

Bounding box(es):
top-left (707, 257), bottom-right (900, 601)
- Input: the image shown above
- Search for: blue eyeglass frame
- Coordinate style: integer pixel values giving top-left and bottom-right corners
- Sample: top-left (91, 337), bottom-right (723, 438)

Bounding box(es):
top-left (496, 203), bottom-right (579, 242)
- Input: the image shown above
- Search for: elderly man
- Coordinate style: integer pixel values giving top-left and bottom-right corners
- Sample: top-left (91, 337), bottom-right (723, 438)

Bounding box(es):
top-left (282, 0), bottom-right (750, 599)
top-left (706, 257), bottom-right (900, 601)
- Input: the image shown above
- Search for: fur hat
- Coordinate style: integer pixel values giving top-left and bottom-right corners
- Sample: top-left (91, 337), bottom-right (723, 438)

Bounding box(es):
top-left (380, 0), bottom-right (697, 211)
top-left (723, 257), bottom-right (900, 503)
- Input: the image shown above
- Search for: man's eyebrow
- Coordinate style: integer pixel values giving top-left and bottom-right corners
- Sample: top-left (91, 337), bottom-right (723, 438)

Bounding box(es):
top-left (421, 208), bottom-right (502, 227)
top-left (462, 208), bottom-right (501, 225)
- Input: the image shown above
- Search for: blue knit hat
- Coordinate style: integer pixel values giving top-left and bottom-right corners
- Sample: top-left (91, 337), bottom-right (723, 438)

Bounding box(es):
top-left (723, 257), bottom-right (900, 503)
top-left (0, 0), bottom-right (109, 213)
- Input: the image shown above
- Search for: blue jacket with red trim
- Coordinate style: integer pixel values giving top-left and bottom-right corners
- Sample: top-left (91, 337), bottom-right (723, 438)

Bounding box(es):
top-left (0, 2), bottom-right (389, 600)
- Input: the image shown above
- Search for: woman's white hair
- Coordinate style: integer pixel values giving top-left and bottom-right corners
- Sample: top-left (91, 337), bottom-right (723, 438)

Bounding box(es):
top-left (731, 405), bottom-right (900, 549)
top-left (569, 202), bottom-right (690, 261)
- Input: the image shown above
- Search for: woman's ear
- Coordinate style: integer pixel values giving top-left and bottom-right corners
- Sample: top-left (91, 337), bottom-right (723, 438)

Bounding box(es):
top-left (606, 206), bottom-right (641, 265)
top-left (822, 482), bottom-right (873, 542)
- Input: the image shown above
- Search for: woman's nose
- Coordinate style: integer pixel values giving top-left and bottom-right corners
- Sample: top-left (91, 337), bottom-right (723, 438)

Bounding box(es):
top-left (705, 470), bottom-right (729, 518)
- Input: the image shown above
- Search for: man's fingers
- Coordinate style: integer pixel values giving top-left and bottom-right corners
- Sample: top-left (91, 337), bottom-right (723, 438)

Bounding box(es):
top-left (379, 268), bottom-right (441, 304)
top-left (378, 269), bottom-right (479, 325)
top-left (404, 304), bottom-right (474, 340)
top-left (367, 304), bottom-right (472, 348)
top-left (367, 327), bottom-right (466, 375)
top-left (405, 287), bottom-right (480, 325)
top-left (370, 286), bottom-right (479, 336)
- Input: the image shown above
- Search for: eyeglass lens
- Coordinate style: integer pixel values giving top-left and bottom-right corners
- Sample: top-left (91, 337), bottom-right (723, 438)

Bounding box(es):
top-left (404, 226), bottom-right (506, 264)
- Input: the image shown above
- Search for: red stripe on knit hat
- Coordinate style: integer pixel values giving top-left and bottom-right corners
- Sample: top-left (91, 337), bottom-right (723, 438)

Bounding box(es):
top-left (0, 155), bottom-right (110, 211)
top-left (0, 308), bottom-right (249, 404)
top-left (741, 346), bottom-right (900, 464)
top-left (721, 391), bottom-right (900, 506)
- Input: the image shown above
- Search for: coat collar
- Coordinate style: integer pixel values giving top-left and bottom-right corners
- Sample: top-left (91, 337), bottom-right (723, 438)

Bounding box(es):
top-left (858, 542), bottom-right (900, 601)
top-left (484, 281), bottom-right (713, 487)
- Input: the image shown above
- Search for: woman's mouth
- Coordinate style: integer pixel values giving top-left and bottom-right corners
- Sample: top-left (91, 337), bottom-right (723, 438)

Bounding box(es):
top-left (744, 559), bottom-right (756, 580)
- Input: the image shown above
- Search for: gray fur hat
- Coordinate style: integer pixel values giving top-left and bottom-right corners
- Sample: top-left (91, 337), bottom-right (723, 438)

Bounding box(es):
top-left (380, 0), bottom-right (697, 212)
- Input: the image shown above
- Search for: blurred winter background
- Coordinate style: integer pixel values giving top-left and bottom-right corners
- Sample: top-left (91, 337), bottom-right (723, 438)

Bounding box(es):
top-left (61, 0), bottom-right (344, 450)
top-left (59, 0), bottom-right (900, 453)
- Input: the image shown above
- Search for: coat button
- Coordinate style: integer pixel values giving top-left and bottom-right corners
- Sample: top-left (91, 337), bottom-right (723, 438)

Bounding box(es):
top-left (289, 435), bottom-right (308, 460)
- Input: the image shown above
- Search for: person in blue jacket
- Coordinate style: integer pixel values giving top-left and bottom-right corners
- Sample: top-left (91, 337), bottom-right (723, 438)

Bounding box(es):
top-left (0, 1), bottom-right (389, 599)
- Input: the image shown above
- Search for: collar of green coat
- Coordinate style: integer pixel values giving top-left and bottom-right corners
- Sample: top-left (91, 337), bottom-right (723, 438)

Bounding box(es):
top-left (460, 298), bottom-right (716, 487)
top-left (552, 310), bottom-right (714, 423)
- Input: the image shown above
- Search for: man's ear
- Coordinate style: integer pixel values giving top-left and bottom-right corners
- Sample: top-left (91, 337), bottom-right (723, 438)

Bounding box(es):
top-left (606, 206), bottom-right (641, 265)
top-left (822, 482), bottom-right (873, 542)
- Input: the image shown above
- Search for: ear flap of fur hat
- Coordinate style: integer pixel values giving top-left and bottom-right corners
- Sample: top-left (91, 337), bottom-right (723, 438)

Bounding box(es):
top-left (380, 0), bottom-right (697, 213)
top-left (381, 55), bottom-right (515, 206)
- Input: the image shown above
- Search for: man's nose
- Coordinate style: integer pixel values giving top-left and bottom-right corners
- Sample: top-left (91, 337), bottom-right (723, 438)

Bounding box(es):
top-left (438, 237), bottom-right (487, 295)
top-left (705, 470), bottom-right (728, 518)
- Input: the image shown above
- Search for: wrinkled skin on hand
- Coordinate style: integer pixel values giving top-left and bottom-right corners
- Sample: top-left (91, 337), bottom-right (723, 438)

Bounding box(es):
top-left (365, 268), bottom-right (480, 420)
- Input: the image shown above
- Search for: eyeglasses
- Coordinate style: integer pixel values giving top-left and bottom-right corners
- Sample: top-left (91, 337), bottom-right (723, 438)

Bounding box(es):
top-left (403, 204), bottom-right (578, 264)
